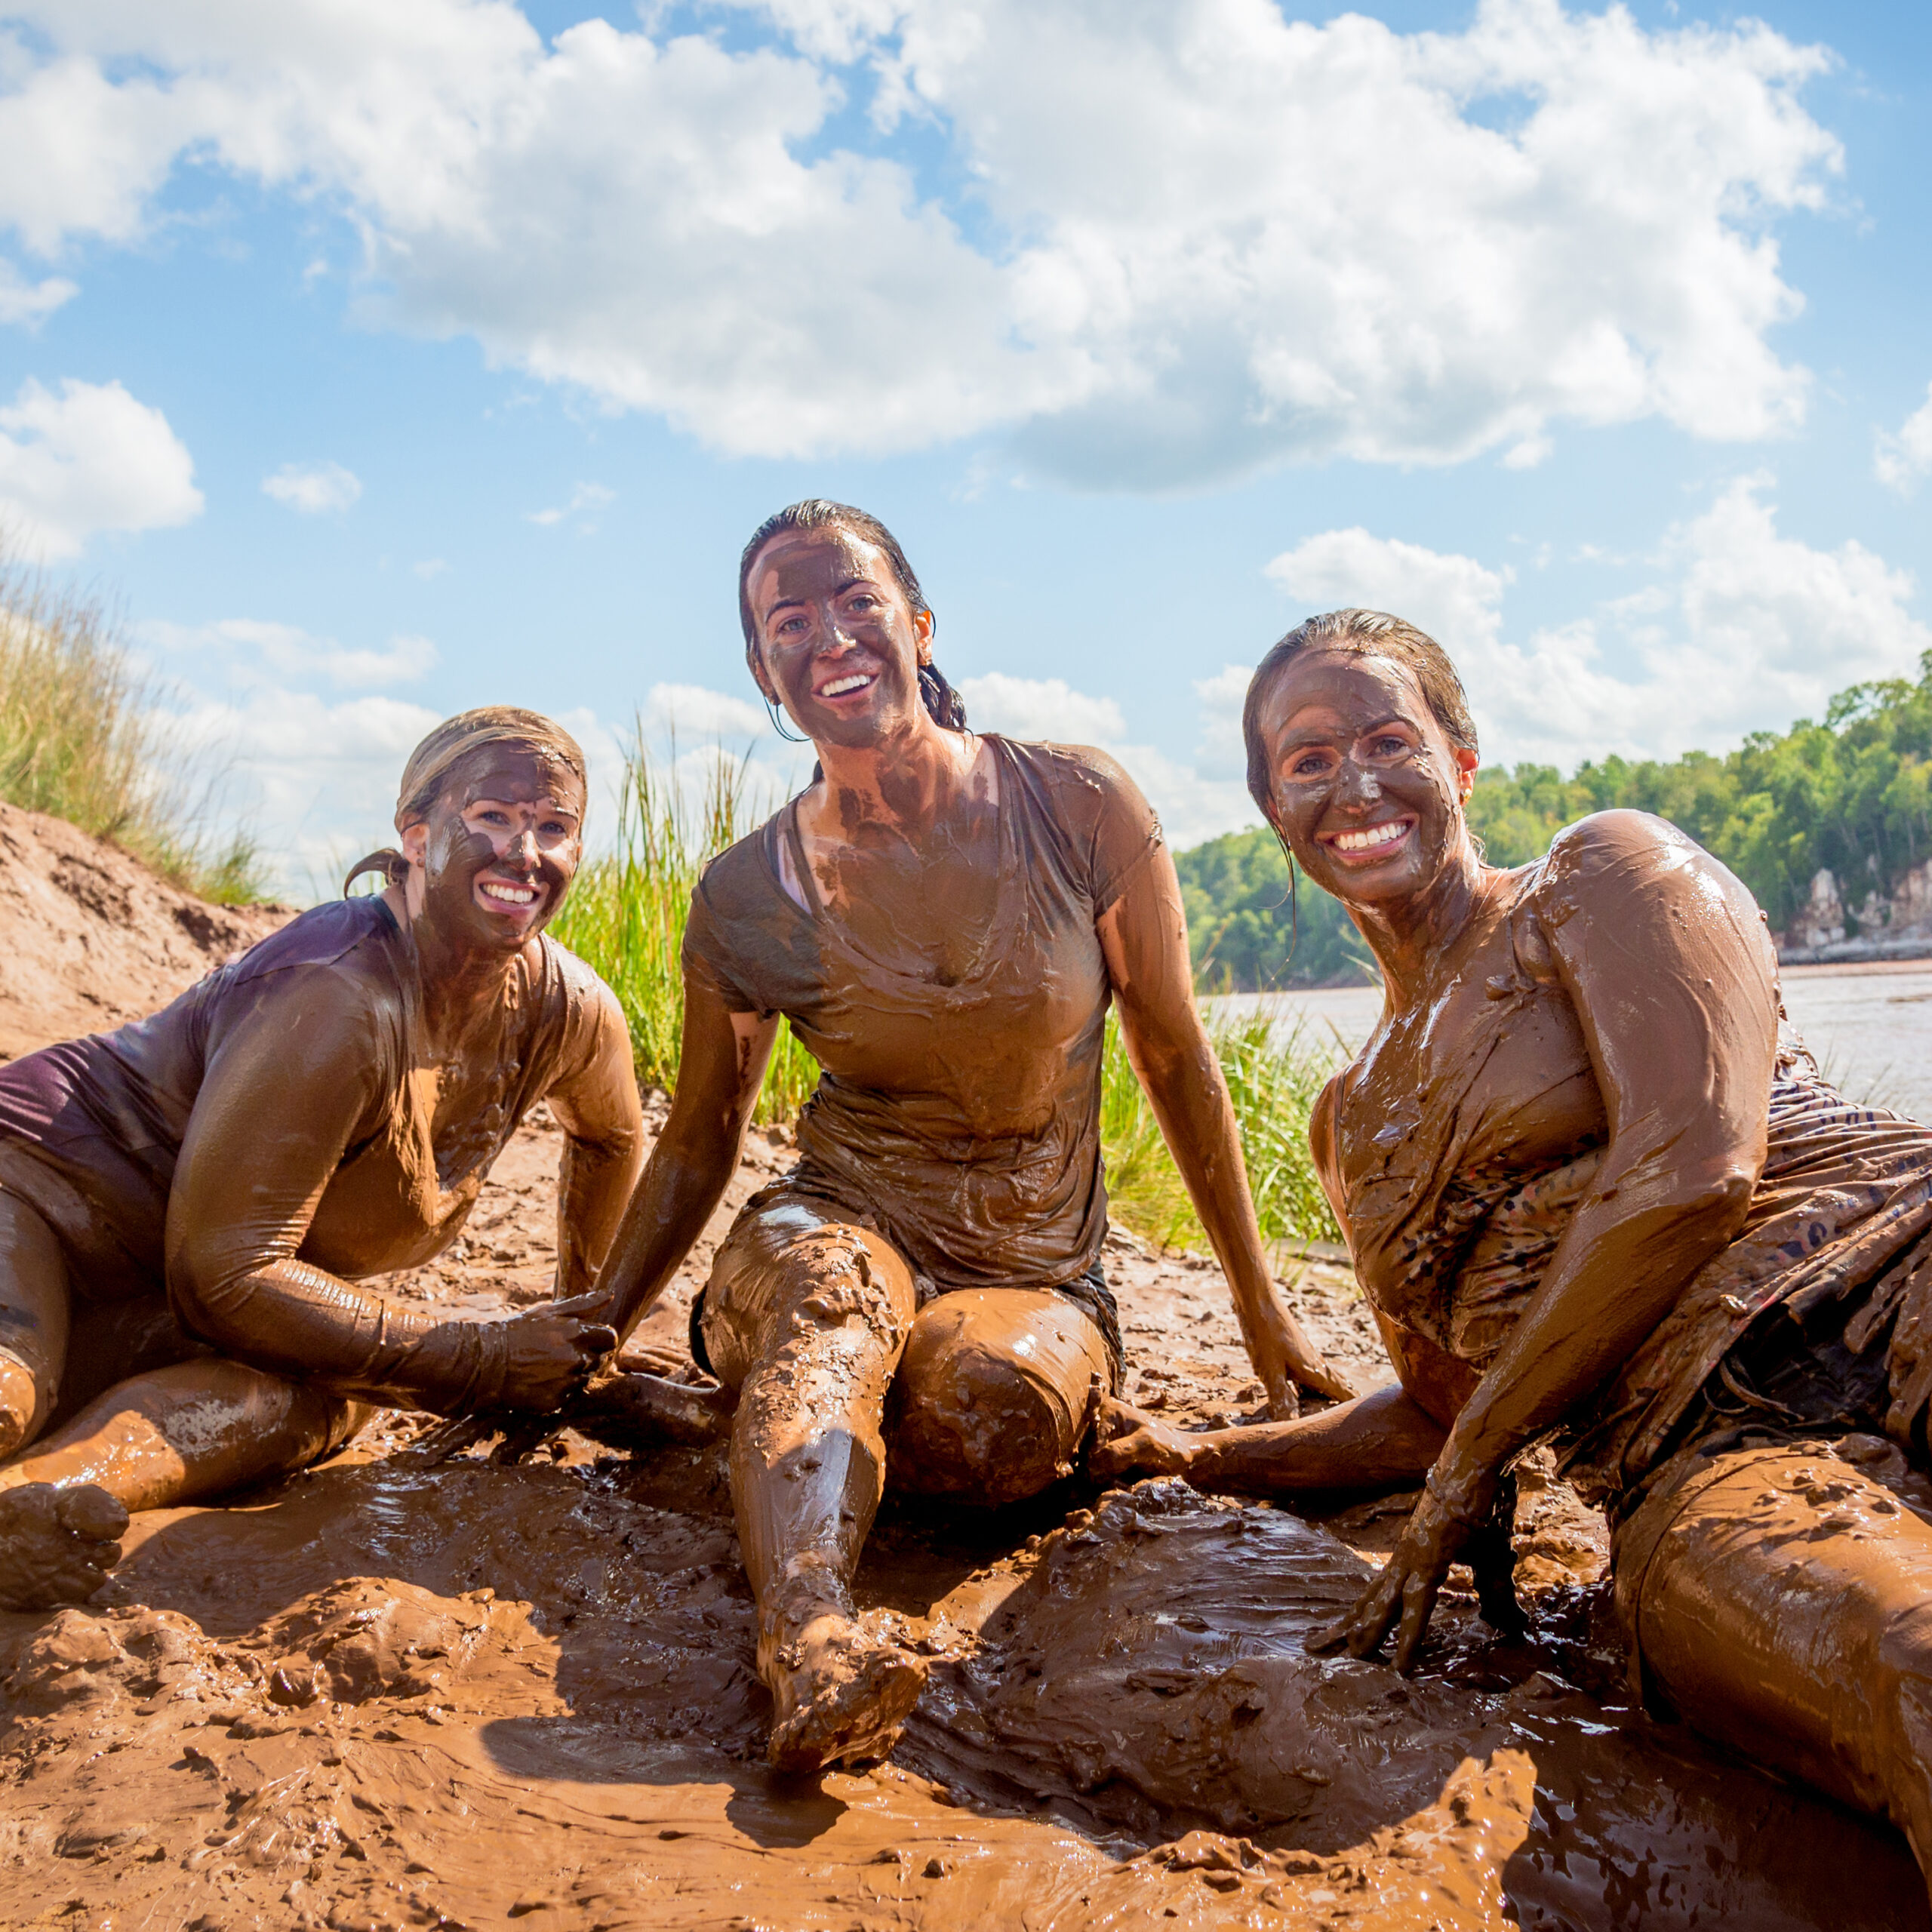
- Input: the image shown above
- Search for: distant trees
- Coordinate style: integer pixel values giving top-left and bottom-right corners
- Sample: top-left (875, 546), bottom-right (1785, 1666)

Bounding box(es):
top-left (1177, 654), bottom-right (1932, 989)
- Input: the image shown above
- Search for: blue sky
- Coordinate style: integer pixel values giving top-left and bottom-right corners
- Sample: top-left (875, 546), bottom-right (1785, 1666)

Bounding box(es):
top-left (1, 0), bottom-right (1928, 894)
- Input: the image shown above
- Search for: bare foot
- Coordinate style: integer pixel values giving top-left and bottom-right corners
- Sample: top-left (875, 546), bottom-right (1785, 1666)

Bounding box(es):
top-left (0, 1483), bottom-right (130, 1612)
top-left (764, 1608), bottom-right (928, 1774)
top-left (1088, 1397), bottom-right (1199, 1483)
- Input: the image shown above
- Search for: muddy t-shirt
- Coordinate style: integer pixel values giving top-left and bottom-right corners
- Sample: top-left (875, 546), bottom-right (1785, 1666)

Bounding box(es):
top-left (0, 896), bottom-right (614, 1300)
top-left (682, 737), bottom-right (1163, 1294)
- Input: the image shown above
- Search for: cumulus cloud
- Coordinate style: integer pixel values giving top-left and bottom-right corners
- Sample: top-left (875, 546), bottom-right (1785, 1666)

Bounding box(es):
top-left (958, 672), bottom-right (1126, 745)
top-left (1876, 383), bottom-right (1932, 497)
top-left (0, 258), bottom-right (77, 327)
top-left (528, 481), bottom-right (614, 529)
top-left (1257, 476), bottom-right (1932, 773)
top-left (0, 0), bottom-right (1840, 485)
top-left (644, 681), bottom-right (773, 741)
top-left (262, 460), bottom-right (361, 514)
top-left (0, 375), bottom-right (202, 559)
top-left (955, 669), bottom-right (1260, 848)
top-left (146, 617), bottom-right (439, 691)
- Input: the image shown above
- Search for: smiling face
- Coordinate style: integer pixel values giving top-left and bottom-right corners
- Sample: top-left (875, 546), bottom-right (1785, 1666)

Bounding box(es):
top-left (1254, 651), bottom-right (1478, 909)
top-left (744, 525), bottom-right (934, 750)
top-left (401, 746), bottom-right (585, 955)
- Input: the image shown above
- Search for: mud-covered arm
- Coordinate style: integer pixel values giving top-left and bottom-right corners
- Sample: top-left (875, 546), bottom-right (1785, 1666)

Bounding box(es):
top-left (545, 986), bottom-right (647, 1297)
top-left (1318, 813), bottom-right (1779, 1669)
top-left (165, 976), bottom-right (612, 1416)
top-left (1437, 814), bottom-right (1777, 1491)
top-left (1099, 847), bottom-right (1352, 1414)
top-left (592, 967), bottom-right (777, 1342)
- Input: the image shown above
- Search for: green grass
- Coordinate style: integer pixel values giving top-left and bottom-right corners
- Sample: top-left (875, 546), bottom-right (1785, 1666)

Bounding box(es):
top-left (0, 555), bottom-right (266, 903)
top-left (558, 741), bottom-right (1344, 1248)
top-left (549, 740), bottom-right (815, 1126)
top-left (1100, 1004), bottom-right (1343, 1251)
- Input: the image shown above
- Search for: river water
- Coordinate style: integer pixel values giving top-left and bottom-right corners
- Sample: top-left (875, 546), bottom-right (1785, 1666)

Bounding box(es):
top-left (1211, 960), bottom-right (1932, 1124)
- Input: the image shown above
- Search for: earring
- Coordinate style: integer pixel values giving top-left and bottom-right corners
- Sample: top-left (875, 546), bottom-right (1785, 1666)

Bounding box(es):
top-left (764, 694), bottom-right (808, 744)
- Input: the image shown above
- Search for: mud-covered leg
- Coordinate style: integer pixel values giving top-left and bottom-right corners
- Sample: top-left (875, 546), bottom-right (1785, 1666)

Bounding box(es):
top-left (1620, 1442), bottom-right (1932, 1900)
top-left (0, 1189), bottom-right (72, 1460)
top-left (887, 1288), bottom-right (1111, 1505)
top-left (0, 1359), bottom-right (367, 1611)
top-left (0, 1190), bottom-right (125, 1611)
top-left (702, 1204), bottom-right (926, 1773)
top-left (1092, 1383), bottom-right (1447, 1497)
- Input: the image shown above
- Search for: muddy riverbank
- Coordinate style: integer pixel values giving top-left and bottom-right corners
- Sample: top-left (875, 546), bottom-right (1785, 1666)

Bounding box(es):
top-left (3, 1103), bottom-right (1927, 1930)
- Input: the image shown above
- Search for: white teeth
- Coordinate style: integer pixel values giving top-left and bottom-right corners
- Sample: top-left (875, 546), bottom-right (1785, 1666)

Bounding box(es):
top-left (820, 674), bottom-right (872, 697)
top-left (1334, 822), bottom-right (1409, 854)
top-left (481, 881), bottom-right (537, 905)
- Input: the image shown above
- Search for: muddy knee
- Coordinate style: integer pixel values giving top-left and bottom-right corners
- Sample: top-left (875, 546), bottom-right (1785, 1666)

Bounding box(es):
top-left (702, 1208), bottom-right (918, 1392)
top-left (887, 1290), bottom-right (1110, 1506)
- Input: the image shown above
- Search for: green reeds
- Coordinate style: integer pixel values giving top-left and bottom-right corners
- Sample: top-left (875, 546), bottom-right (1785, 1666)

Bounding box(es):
top-left (0, 554), bottom-right (266, 903)
top-left (549, 740), bottom-right (814, 1124)
top-left (1100, 1004), bottom-right (1343, 1252)
top-left (559, 739), bottom-right (1346, 1250)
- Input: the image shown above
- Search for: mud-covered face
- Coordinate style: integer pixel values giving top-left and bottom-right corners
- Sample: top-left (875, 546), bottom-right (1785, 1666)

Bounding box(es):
top-left (401, 748), bottom-right (585, 952)
top-left (1255, 652), bottom-right (1477, 909)
top-left (745, 526), bottom-right (933, 750)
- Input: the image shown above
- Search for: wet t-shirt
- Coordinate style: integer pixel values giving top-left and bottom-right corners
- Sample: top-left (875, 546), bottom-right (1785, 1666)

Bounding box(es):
top-left (681, 737), bottom-right (1164, 1294)
top-left (0, 896), bottom-right (614, 1300)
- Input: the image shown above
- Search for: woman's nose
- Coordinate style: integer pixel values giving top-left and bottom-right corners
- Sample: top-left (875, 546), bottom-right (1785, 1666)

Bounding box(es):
top-left (1335, 758), bottom-right (1381, 807)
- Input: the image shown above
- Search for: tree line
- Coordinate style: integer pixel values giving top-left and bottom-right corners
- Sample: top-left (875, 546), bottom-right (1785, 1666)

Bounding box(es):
top-left (1176, 654), bottom-right (1932, 990)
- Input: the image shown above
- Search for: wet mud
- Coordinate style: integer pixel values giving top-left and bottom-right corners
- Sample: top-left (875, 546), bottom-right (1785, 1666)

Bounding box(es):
top-left (3, 1123), bottom-right (1927, 1930)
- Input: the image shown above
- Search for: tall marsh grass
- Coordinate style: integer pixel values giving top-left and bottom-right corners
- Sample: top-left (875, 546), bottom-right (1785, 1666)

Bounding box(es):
top-left (0, 556), bottom-right (264, 903)
top-left (550, 743), bottom-right (816, 1125)
top-left (558, 743), bottom-right (1344, 1247)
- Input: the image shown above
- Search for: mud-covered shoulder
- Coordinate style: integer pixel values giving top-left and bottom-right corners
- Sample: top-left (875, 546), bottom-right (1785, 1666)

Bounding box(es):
top-left (1537, 808), bottom-right (1701, 887)
top-left (997, 737), bottom-right (1164, 909)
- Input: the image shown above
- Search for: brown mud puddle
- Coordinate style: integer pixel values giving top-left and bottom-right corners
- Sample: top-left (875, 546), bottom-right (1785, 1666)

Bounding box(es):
top-left (2, 1120), bottom-right (1927, 1930)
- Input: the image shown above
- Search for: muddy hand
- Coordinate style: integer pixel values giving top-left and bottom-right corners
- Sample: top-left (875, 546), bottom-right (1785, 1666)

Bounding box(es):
top-left (1307, 1479), bottom-right (1475, 1673)
top-left (493, 1292), bottom-right (617, 1411)
top-left (1245, 1292), bottom-right (1354, 1420)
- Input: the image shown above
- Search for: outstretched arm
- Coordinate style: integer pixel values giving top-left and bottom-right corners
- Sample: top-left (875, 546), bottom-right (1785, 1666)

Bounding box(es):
top-left (592, 968), bottom-right (778, 1341)
top-left (1318, 813), bottom-right (1780, 1669)
top-left (546, 987), bottom-right (648, 1297)
top-left (166, 975), bottom-right (614, 1417)
top-left (1099, 845), bottom-right (1351, 1416)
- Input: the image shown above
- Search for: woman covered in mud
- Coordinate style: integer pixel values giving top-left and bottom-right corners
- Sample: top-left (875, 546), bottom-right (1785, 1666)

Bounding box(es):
top-left (0, 707), bottom-right (641, 1613)
top-left (1094, 608), bottom-right (1932, 1889)
top-left (593, 500), bottom-right (1347, 1774)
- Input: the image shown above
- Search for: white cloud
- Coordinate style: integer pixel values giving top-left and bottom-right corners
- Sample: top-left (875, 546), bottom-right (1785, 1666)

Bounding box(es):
top-left (1266, 532), bottom-right (1511, 661)
top-left (413, 557), bottom-right (448, 580)
top-left (0, 375), bottom-right (202, 558)
top-left (0, 259), bottom-right (77, 327)
top-left (644, 681), bottom-right (772, 741)
top-left (262, 459), bottom-right (361, 514)
top-left (528, 481), bottom-right (614, 528)
top-left (145, 617), bottom-right (439, 691)
top-left (0, 0), bottom-right (1839, 485)
top-left (958, 672), bottom-right (1126, 745)
top-left (1876, 383), bottom-right (1932, 497)
top-left (1261, 476), bottom-right (1932, 772)
top-left (957, 669), bottom-right (1259, 848)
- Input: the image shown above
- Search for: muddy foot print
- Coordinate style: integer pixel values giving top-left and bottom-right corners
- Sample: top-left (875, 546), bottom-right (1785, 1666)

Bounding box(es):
top-left (766, 1613), bottom-right (928, 1774)
top-left (0, 1482), bottom-right (130, 1612)
top-left (1088, 1396), bottom-right (1198, 1483)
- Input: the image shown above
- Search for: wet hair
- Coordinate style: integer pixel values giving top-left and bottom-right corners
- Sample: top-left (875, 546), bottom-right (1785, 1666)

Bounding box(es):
top-left (1241, 608), bottom-right (1478, 820)
top-left (343, 706), bottom-right (588, 896)
top-left (737, 499), bottom-right (968, 732)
